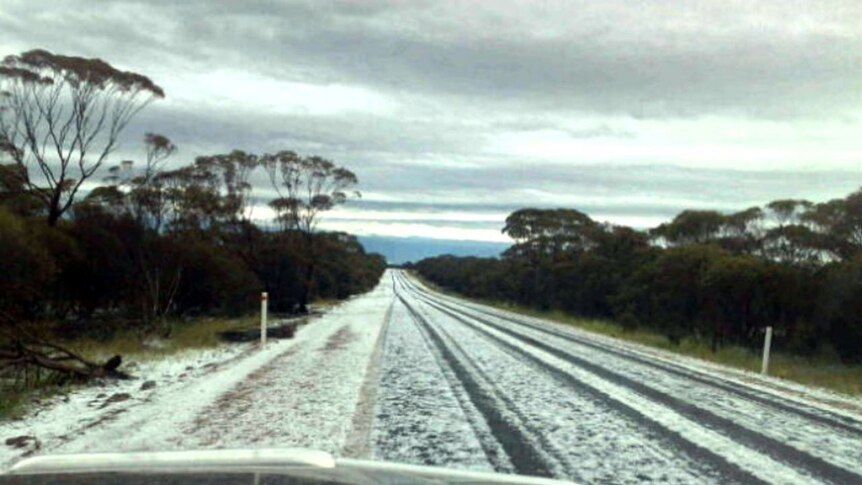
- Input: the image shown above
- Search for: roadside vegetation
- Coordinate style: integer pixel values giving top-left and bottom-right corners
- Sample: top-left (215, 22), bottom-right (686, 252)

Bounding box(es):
top-left (411, 197), bottom-right (862, 396)
top-left (0, 49), bottom-right (385, 418)
top-left (0, 314), bottom-right (257, 419)
top-left (441, 291), bottom-right (861, 396)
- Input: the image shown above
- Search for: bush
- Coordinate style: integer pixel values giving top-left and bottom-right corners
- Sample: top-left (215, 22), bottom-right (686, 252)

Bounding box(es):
top-left (0, 209), bottom-right (57, 319)
top-left (172, 239), bottom-right (262, 317)
top-left (62, 211), bottom-right (139, 318)
top-left (817, 259), bottom-right (862, 362)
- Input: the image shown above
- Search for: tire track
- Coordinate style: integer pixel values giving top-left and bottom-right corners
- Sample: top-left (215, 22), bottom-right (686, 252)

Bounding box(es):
top-left (400, 289), bottom-right (768, 484)
top-left (343, 296), bottom-right (394, 459)
top-left (406, 283), bottom-right (861, 485)
top-left (416, 279), bottom-right (862, 436)
top-left (373, 296), bottom-right (497, 469)
top-left (396, 293), bottom-right (560, 478)
top-left (401, 274), bottom-right (862, 474)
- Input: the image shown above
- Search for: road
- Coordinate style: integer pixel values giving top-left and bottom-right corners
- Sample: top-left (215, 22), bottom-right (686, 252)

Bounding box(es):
top-left (3, 269), bottom-right (861, 484)
top-left (372, 270), bottom-right (862, 484)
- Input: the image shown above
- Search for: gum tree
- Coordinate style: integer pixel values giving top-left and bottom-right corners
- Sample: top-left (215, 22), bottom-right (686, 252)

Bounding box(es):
top-left (263, 151), bottom-right (359, 311)
top-left (0, 49), bottom-right (164, 225)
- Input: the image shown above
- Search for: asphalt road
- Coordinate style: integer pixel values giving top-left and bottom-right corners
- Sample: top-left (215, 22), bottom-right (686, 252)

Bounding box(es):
top-left (371, 270), bottom-right (862, 485)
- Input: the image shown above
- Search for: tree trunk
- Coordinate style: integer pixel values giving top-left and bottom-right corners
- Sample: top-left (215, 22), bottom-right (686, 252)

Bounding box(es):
top-left (47, 202), bottom-right (62, 226)
top-left (299, 232), bottom-right (316, 314)
top-left (299, 257), bottom-right (315, 314)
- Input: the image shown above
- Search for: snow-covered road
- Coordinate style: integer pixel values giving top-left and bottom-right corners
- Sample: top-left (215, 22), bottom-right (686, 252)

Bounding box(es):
top-left (4, 269), bottom-right (862, 484)
top-left (373, 270), bottom-right (862, 484)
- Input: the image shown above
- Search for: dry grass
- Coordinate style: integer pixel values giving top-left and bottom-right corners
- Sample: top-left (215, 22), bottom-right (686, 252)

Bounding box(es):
top-left (412, 273), bottom-right (862, 397)
top-left (61, 315), bottom-right (258, 363)
top-left (311, 299), bottom-right (343, 312)
top-left (1, 315), bottom-right (256, 420)
top-left (0, 379), bottom-right (82, 420)
top-left (0, 389), bottom-right (30, 419)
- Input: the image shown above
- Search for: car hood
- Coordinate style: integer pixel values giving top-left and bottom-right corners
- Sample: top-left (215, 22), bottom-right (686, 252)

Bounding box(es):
top-left (2, 448), bottom-right (575, 485)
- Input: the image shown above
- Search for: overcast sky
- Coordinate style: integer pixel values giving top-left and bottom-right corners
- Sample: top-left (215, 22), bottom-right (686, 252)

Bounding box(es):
top-left (2, 0), bottom-right (861, 244)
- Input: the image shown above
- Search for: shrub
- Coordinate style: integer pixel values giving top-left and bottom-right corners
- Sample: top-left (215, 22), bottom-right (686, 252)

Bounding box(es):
top-left (0, 209), bottom-right (57, 320)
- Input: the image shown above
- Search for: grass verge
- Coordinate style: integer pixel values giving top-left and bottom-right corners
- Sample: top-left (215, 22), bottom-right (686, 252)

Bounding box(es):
top-left (1, 315), bottom-right (257, 420)
top-left (62, 315), bottom-right (259, 363)
top-left (411, 273), bottom-right (862, 397)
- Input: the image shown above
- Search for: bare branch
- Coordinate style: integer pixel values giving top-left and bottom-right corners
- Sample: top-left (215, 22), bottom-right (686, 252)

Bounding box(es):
top-left (0, 49), bottom-right (164, 224)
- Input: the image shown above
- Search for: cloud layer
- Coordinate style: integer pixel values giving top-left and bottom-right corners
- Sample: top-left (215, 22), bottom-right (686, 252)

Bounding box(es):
top-left (2, 0), bottom-right (861, 243)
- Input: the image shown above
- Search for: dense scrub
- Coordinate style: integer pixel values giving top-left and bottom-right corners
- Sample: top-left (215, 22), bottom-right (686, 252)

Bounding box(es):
top-left (0, 151), bottom-right (385, 343)
top-left (0, 204), bottom-right (384, 339)
top-left (413, 194), bottom-right (862, 363)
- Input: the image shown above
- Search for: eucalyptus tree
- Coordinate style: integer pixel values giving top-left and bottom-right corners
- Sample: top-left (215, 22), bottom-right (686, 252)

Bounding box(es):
top-left (759, 199), bottom-right (821, 264)
top-left (805, 190), bottom-right (862, 261)
top-left (650, 210), bottom-right (725, 247)
top-left (96, 133), bottom-right (178, 230)
top-left (193, 150), bottom-right (259, 223)
top-left (263, 151), bottom-right (359, 233)
top-left (766, 199), bottom-right (813, 227)
top-left (502, 208), bottom-right (598, 260)
top-left (130, 133), bottom-right (177, 232)
top-left (263, 151), bottom-right (359, 311)
top-left (502, 208), bottom-right (599, 308)
top-left (0, 49), bottom-right (164, 225)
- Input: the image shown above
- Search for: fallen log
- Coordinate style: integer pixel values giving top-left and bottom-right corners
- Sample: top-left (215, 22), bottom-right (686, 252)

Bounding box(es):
top-left (0, 336), bottom-right (129, 383)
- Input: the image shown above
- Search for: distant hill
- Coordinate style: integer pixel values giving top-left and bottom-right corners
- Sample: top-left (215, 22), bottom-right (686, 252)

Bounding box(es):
top-left (357, 236), bottom-right (510, 265)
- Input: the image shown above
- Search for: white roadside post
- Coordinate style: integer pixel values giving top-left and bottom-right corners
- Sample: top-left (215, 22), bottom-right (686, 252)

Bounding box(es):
top-left (761, 326), bottom-right (773, 375)
top-left (260, 292), bottom-right (268, 347)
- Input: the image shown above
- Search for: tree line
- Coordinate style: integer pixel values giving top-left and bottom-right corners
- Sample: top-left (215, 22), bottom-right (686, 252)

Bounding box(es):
top-left (411, 193), bottom-right (862, 363)
top-left (0, 49), bottom-right (385, 348)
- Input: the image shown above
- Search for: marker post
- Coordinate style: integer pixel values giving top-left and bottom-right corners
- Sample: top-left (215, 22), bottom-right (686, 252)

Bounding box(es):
top-left (260, 292), bottom-right (268, 347)
top-left (761, 326), bottom-right (773, 375)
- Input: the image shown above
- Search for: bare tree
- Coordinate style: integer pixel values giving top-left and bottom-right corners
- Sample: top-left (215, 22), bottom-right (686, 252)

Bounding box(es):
top-left (0, 49), bottom-right (164, 225)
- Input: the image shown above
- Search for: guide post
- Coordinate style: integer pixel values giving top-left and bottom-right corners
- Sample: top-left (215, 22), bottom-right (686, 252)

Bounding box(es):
top-left (260, 292), bottom-right (268, 347)
top-left (761, 326), bottom-right (773, 375)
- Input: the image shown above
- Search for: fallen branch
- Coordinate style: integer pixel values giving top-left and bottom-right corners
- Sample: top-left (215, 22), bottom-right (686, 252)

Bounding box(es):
top-left (0, 325), bottom-right (130, 384)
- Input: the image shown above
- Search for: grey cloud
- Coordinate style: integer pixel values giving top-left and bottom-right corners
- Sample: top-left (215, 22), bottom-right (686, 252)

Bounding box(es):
top-left (356, 163), bottom-right (861, 203)
top-left (491, 119), bottom-right (636, 139)
top-left (279, 164), bottom-right (862, 229)
top-left (3, 1), bottom-right (861, 119)
top-left (125, 101), bottom-right (486, 163)
top-left (3, 0), bottom-right (862, 241)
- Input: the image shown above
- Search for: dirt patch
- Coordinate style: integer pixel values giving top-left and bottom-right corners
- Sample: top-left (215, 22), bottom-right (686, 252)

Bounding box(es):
top-left (5, 436), bottom-right (37, 449)
top-left (189, 348), bottom-right (299, 447)
top-left (4, 435), bottom-right (40, 458)
top-left (80, 408), bottom-right (127, 431)
top-left (323, 326), bottom-right (357, 353)
top-left (99, 393), bottom-right (131, 409)
top-left (343, 300), bottom-right (394, 459)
